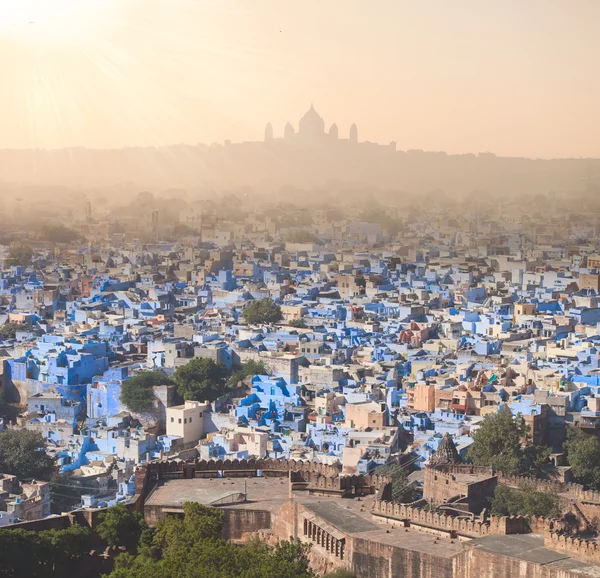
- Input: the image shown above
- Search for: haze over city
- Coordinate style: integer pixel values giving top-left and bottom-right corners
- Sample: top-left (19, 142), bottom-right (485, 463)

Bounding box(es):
top-left (4, 5), bottom-right (600, 578)
top-left (1, 0), bottom-right (600, 158)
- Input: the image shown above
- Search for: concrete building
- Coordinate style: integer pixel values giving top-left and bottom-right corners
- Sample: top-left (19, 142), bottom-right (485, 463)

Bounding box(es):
top-left (166, 400), bottom-right (210, 444)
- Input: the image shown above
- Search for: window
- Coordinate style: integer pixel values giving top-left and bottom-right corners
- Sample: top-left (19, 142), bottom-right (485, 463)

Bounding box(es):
top-left (189, 417), bottom-right (192, 423)
top-left (171, 417), bottom-right (174, 423)
top-left (178, 418), bottom-right (182, 424)
top-left (184, 418), bottom-right (187, 424)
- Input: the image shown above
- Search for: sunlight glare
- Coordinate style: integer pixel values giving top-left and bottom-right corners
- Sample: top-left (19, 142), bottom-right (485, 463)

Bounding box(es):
top-left (0, 0), bottom-right (120, 45)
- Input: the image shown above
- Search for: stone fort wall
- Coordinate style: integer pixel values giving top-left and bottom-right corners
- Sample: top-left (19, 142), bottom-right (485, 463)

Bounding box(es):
top-left (371, 499), bottom-right (532, 538)
top-left (424, 464), bottom-right (497, 514)
top-left (544, 531), bottom-right (600, 564)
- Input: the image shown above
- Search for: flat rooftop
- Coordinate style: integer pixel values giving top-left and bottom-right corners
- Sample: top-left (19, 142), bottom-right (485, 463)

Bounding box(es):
top-left (143, 478), bottom-right (600, 571)
top-left (449, 471), bottom-right (495, 485)
top-left (470, 534), bottom-right (600, 575)
top-left (145, 477), bottom-right (295, 512)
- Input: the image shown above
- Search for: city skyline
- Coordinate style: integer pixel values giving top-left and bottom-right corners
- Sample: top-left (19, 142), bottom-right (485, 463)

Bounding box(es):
top-left (1, 0), bottom-right (600, 158)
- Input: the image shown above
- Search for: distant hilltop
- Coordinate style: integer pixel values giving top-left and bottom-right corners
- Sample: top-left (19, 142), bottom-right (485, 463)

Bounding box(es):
top-left (1, 105), bottom-right (599, 194)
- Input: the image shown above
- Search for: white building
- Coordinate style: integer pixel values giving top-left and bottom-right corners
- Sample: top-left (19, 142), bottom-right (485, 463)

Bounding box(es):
top-left (166, 400), bottom-right (209, 444)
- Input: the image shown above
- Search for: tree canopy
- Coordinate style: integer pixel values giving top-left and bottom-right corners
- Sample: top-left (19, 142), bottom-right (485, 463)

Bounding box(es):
top-left (242, 298), bottom-right (282, 325)
top-left (373, 462), bottom-right (419, 504)
top-left (467, 408), bottom-right (550, 477)
top-left (97, 504), bottom-right (147, 549)
top-left (286, 230), bottom-right (321, 244)
top-left (106, 502), bottom-right (315, 578)
top-left (227, 359), bottom-right (269, 388)
top-left (490, 482), bottom-right (560, 518)
top-left (0, 524), bottom-right (92, 578)
top-left (40, 224), bottom-right (81, 244)
top-left (564, 426), bottom-right (600, 490)
top-left (0, 429), bottom-right (54, 481)
top-left (5, 244), bottom-right (33, 267)
top-left (120, 371), bottom-right (174, 414)
top-left (0, 323), bottom-right (23, 340)
top-left (174, 358), bottom-right (228, 402)
top-left (288, 318), bottom-right (307, 329)
top-left (468, 409), bottom-right (524, 475)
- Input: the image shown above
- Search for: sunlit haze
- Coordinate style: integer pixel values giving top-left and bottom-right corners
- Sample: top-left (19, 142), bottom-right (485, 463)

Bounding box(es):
top-left (1, 0), bottom-right (600, 157)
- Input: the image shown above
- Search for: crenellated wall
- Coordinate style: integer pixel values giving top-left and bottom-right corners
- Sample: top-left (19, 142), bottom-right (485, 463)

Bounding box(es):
top-left (527, 515), bottom-right (566, 534)
top-left (545, 531), bottom-right (600, 564)
top-left (135, 458), bottom-right (391, 505)
top-left (371, 499), bottom-right (530, 538)
top-left (499, 473), bottom-right (600, 504)
top-left (424, 465), bottom-right (497, 515)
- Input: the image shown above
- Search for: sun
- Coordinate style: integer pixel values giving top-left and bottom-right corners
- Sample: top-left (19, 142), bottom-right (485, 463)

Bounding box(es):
top-left (0, 0), bottom-right (120, 45)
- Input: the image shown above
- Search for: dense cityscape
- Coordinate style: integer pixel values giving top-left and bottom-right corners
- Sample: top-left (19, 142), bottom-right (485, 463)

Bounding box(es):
top-left (3, 1), bottom-right (600, 576)
top-left (1, 141), bottom-right (600, 576)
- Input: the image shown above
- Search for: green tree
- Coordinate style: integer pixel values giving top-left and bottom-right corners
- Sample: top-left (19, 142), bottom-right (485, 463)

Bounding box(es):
top-left (97, 504), bottom-right (147, 549)
top-left (41, 525), bottom-right (93, 573)
top-left (174, 358), bottom-right (228, 402)
top-left (0, 389), bottom-right (7, 419)
top-left (490, 482), bottom-right (560, 518)
top-left (0, 524), bottom-right (92, 577)
top-left (50, 472), bottom-right (89, 514)
top-left (242, 298), bottom-right (282, 325)
top-left (467, 408), bottom-right (525, 475)
top-left (286, 230), bottom-right (320, 244)
top-left (374, 461), bottom-right (419, 504)
top-left (227, 359), bottom-right (269, 388)
top-left (120, 371), bottom-right (174, 414)
top-left (523, 444), bottom-right (551, 478)
top-left (0, 527), bottom-right (46, 577)
top-left (40, 224), bottom-right (81, 244)
top-left (106, 502), bottom-right (315, 578)
top-left (288, 318), bottom-right (307, 329)
top-left (564, 426), bottom-right (600, 490)
top-left (0, 429), bottom-right (54, 480)
top-left (5, 244), bottom-right (33, 267)
top-left (0, 323), bottom-right (23, 340)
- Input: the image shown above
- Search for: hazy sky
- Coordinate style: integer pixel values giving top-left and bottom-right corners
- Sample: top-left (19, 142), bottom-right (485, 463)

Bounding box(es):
top-left (1, 0), bottom-right (599, 157)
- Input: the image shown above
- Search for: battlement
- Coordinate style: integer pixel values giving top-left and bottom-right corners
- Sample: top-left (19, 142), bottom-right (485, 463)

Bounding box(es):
top-left (528, 516), bottom-right (565, 534)
top-left (371, 499), bottom-right (530, 538)
top-left (135, 458), bottom-right (391, 502)
top-left (424, 464), bottom-right (497, 515)
top-left (545, 531), bottom-right (600, 564)
top-left (499, 474), bottom-right (600, 504)
top-left (429, 464), bottom-right (494, 476)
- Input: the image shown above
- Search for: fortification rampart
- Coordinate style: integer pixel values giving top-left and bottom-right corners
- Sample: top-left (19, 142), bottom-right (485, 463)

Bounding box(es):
top-left (499, 474), bottom-right (600, 503)
top-left (371, 499), bottom-right (530, 538)
top-left (135, 458), bottom-right (391, 505)
top-left (545, 532), bottom-right (600, 565)
top-left (424, 464), bottom-right (497, 515)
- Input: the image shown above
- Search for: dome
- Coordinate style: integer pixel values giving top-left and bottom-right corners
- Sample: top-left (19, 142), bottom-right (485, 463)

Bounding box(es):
top-left (299, 104), bottom-right (325, 137)
top-left (329, 123), bottom-right (339, 139)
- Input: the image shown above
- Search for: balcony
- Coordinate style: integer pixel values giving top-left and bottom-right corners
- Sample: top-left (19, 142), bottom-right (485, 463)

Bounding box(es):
top-left (450, 402), bottom-right (467, 412)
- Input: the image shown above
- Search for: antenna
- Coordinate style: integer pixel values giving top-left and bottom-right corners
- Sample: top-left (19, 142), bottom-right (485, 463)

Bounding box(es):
top-left (152, 210), bottom-right (159, 242)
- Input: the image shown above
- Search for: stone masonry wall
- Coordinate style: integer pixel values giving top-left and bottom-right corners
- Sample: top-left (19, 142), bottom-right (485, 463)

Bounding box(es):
top-left (544, 532), bottom-right (600, 565)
